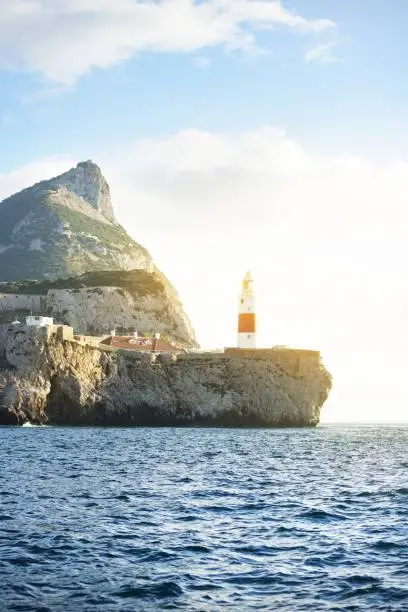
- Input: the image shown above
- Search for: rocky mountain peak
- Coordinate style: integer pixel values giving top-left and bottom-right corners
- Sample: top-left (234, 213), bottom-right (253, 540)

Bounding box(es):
top-left (0, 160), bottom-right (151, 281)
top-left (47, 160), bottom-right (115, 221)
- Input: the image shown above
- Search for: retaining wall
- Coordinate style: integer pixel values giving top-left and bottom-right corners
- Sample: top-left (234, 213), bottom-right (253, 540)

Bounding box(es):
top-left (224, 347), bottom-right (321, 376)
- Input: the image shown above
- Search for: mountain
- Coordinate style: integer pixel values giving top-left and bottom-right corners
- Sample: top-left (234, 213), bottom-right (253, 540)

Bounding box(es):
top-left (0, 161), bottom-right (152, 281)
top-left (0, 161), bottom-right (197, 347)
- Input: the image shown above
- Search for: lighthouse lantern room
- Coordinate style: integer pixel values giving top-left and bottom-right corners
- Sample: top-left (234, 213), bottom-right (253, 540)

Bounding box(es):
top-left (237, 271), bottom-right (256, 349)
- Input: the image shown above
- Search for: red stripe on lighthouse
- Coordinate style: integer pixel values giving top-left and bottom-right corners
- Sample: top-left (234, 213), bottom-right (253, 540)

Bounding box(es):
top-left (238, 313), bottom-right (256, 333)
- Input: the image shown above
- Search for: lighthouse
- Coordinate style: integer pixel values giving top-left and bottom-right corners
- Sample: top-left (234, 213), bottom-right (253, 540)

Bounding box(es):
top-left (237, 271), bottom-right (256, 349)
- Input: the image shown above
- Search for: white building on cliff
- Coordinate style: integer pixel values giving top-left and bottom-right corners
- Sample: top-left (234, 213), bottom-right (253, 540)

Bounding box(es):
top-left (25, 315), bottom-right (54, 327)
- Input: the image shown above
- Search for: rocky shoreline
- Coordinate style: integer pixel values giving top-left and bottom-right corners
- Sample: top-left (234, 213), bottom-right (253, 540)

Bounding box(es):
top-left (0, 329), bottom-right (331, 427)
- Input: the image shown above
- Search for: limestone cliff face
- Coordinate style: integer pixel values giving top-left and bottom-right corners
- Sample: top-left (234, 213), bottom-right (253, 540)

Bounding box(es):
top-left (48, 288), bottom-right (194, 344)
top-left (46, 160), bottom-right (114, 221)
top-left (0, 331), bottom-right (332, 427)
top-left (0, 270), bottom-right (197, 346)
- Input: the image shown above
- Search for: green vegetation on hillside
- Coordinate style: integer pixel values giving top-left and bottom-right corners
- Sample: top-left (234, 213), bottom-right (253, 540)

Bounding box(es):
top-left (0, 310), bottom-right (31, 324)
top-left (46, 200), bottom-right (149, 258)
top-left (0, 269), bottom-right (165, 297)
top-left (0, 182), bottom-right (151, 282)
top-left (0, 187), bottom-right (42, 242)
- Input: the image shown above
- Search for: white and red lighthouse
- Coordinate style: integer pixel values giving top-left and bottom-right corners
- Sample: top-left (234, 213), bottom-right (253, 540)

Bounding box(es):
top-left (237, 271), bottom-right (256, 349)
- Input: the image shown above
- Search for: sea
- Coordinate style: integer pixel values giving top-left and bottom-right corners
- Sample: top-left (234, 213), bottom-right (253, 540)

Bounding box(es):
top-left (0, 424), bottom-right (407, 611)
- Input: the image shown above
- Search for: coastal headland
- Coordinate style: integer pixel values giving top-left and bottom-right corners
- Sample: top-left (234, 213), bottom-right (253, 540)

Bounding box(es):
top-left (0, 328), bottom-right (331, 427)
top-left (0, 161), bottom-right (332, 427)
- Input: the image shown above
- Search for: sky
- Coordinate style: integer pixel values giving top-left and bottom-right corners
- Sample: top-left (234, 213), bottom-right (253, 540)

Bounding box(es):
top-left (1, 0), bottom-right (408, 423)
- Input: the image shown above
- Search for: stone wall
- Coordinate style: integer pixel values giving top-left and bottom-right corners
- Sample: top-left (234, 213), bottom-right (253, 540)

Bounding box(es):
top-left (224, 348), bottom-right (321, 377)
top-left (74, 333), bottom-right (107, 346)
top-left (0, 293), bottom-right (45, 312)
top-left (55, 325), bottom-right (74, 342)
top-left (1, 323), bottom-right (74, 347)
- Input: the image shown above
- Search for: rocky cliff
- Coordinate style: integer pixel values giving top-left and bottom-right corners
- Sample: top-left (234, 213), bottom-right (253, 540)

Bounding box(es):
top-left (0, 330), bottom-right (332, 427)
top-left (0, 161), bottom-right (151, 280)
top-left (0, 270), bottom-right (197, 346)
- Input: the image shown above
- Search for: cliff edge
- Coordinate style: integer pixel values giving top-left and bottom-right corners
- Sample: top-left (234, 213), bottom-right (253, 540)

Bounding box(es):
top-left (0, 330), bottom-right (332, 427)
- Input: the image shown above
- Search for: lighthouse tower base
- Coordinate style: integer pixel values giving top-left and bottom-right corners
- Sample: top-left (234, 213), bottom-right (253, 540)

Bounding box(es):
top-left (238, 332), bottom-right (256, 349)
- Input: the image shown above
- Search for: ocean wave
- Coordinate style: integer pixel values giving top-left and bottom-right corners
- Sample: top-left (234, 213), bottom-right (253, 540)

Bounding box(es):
top-left (1, 424), bottom-right (408, 610)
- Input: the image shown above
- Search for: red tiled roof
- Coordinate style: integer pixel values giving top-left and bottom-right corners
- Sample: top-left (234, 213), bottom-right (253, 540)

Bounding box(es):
top-left (100, 336), bottom-right (181, 352)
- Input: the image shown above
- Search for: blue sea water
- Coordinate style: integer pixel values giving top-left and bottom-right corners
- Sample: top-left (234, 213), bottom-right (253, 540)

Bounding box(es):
top-left (0, 425), bottom-right (408, 611)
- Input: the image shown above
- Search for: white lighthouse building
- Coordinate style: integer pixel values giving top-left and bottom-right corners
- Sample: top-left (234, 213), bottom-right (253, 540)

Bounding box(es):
top-left (237, 271), bottom-right (256, 349)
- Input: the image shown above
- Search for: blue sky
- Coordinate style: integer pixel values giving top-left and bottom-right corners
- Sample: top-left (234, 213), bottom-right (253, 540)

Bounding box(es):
top-left (2, 1), bottom-right (408, 422)
top-left (2, 0), bottom-right (408, 170)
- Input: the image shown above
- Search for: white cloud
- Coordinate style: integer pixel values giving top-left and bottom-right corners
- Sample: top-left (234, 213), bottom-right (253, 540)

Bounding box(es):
top-left (3, 127), bottom-right (408, 423)
top-left (111, 127), bottom-right (408, 232)
top-left (0, 0), bottom-right (334, 83)
top-left (103, 128), bottom-right (408, 423)
top-left (305, 42), bottom-right (339, 64)
top-left (0, 156), bottom-right (76, 201)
